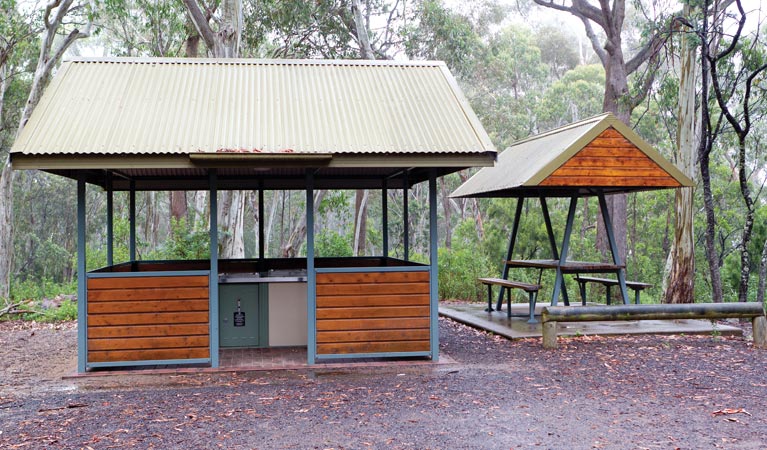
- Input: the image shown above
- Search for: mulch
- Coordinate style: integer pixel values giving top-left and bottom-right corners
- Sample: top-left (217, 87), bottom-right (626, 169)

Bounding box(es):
top-left (1, 317), bottom-right (765, 449)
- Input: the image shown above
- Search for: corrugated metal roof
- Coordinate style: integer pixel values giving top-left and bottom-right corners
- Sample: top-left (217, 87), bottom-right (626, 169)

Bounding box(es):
top-left (451, 113), bottom-right (694, 198)
top-left (12, 57), bottom-right (495, 159)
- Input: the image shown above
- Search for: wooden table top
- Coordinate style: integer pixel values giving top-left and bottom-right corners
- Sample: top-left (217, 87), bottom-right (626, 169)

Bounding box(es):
top-left (505, 259), bottom-right (624, 273)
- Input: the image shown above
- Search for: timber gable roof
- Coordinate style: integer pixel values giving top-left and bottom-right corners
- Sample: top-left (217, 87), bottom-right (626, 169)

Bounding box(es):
top-left (450, 113), bottom-right (694, 198)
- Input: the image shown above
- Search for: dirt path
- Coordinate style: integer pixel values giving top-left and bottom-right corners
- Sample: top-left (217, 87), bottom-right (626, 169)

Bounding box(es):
top-left (1, 318), bottom-right (765, 449)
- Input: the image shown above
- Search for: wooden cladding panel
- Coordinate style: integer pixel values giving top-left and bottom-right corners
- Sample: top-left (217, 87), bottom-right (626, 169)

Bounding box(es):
top-left (87, 274), bottom-right (210, 363)
top-left (316, 270), bottom-right (431, 355)
top-left (541, 127), bottom-right (682, 187)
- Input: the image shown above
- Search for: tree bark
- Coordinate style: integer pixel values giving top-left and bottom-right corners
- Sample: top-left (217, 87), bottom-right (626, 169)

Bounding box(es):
top-left (353, 189), bottom-right (369, 256)
top-left (0, 0), bottom-right (92, 298)
top-left (0, 162), bottom-right (12, 298)
top-left (440, 178), bottom-right (452, 249)
top-left (182, 0), bottom-right (244, 257)
top-left (350, 0), bottom-right (374, 257)
top-left (698, 1), bottom-right (723, 303)
top-left (664, 9), bottom-right (698, 304)
top-left (170, 191), bottom-right (188, 221)
top-left (533, 0), bottom-right (665, 264)
top-left (757, 239), bottom-right (767, 305)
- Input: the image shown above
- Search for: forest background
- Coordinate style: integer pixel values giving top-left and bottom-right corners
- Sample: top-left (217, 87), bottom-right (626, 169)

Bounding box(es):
top-left (0, 0), bottom-right (765, 315)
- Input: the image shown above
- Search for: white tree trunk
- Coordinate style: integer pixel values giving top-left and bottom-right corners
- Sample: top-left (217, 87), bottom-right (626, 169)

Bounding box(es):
top-left (217, 190), bottom-right (245, 258)
top-left (0, 162), bottom-right (12, 298)
top-left (663, 7), bottom-right (698, 304)
top-left (0, 0), bottom-right (92, 298)
top-left (192, 191), bottom-right (208, 230)
top-left (182, 0), bottom-right (244, 257)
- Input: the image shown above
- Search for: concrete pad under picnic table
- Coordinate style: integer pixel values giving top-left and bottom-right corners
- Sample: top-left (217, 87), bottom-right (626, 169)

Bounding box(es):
top-left (439, 301), bottom-right (743, 340)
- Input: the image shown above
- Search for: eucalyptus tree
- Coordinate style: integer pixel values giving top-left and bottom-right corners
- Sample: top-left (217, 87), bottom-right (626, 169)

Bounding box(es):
top-left (702, 0), bottom-right (767, 303)
top-left (531, 0), bottom-right (670, 262)
top-left (662, 5), bottom-right (699, 304)
top-left (0, 0), bottom-right (95, 299)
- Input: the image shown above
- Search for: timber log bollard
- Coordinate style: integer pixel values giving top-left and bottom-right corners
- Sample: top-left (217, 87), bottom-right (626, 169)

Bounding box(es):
top-left (541, 302), bottom-right (767, 349)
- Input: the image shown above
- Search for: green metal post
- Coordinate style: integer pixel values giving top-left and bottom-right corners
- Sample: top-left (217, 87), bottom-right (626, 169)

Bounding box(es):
top-left (428, 170), bottom-right (439, 361)
top-left (106, 174), bottom-right (113, 267)
top-left (541, 197), bottom-right (569, 306)
top-left (597, 192), bottom-right (630, 304)
top-left (496, 198), bottom-right (523, 311)
top-left (258, 183), bottom-right (265, 259)
top-left (403, 173), bottom-right (409, 261)
top-left (77, 177), bottom-right (87, 372)
top-left (551, 196), bottom-right (578, 306)
top-left (306, 172), bottom-right (317, 364)
top-left (209, 171), bottom-right (219, 367)
top-left (382, 179), bottom-right (389, 258)
top-left (129, 180), bottom-right (136, 262)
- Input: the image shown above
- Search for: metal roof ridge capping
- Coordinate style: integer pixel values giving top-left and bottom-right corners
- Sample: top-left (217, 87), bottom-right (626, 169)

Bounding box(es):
top-left (11, 57), bottom-right (496, 169)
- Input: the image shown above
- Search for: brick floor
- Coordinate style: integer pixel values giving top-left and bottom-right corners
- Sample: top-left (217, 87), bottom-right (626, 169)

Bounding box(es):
top-left (219, 347), bottom-right (307, 369)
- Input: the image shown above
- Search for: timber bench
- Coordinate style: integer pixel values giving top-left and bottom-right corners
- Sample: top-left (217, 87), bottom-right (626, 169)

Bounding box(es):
top-left (478, 277), bottom-right (541, 323)
top-left (575, 276), bottom-right (652, 305)
top-left (540, 302), bottom-right (767, 349)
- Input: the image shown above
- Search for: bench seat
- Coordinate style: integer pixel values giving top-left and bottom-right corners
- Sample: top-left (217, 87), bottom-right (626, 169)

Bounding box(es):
top-left (478, 277), bottom-right (541, 323)
top-left (575, 276), bottom-right (652, 305)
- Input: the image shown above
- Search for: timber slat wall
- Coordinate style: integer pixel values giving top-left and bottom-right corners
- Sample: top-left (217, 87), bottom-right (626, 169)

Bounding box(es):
top-left (541, 128), bottom-right (682, 187)
top-left (87, 274), bottom-right (210, 363)
top-left (316, 271), bottom-right (431, 355)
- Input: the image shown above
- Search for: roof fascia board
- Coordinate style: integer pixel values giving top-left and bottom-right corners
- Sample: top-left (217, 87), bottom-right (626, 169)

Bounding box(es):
top-left (12, 153), bottom-right (496, 171)
top-left (328, 154), bottom-right (496, 168)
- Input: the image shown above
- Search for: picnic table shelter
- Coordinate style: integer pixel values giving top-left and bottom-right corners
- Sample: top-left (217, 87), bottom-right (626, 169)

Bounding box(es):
top-left (451, 113), bottom-right (693, 321)
top-left (10, 57), bottom-right (496, 372)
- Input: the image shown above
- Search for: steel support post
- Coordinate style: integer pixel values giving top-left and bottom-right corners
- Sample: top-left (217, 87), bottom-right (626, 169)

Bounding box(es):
top-left (77, 177), bottom-right (87, 373)
top-left (258, 184), bottom-right (265, 259)
top-left (497, 198), bottom-right (523, 311)
top-left (551, 196), bottom-right (578, 306)
top-left (306, 172), bottom-right (317, 364)
top-left (597, 192), bottom-right (630, 304)
top-left (382, 179), bottom-right (389, 258)
top-left (541, 197), bottom-right (569, 305)
top-left (106, 174), bottom-right (113, 266)
top-left (428, 170), bottom-right (439, 361)
top-left (209, 171), bottom-right (219, 367)
top-left (129, 181), bottom-right (136, 262)
top-left (403, 173), bottom-right (409, 261)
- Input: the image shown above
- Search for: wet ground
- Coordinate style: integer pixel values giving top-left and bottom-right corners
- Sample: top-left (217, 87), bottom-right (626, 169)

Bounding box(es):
top-left (1, 315), bottom-right (765, 449)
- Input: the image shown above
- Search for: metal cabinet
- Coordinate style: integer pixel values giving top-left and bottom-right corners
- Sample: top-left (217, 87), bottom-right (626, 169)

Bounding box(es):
top-left (219, 284), bottom-right (268, 348)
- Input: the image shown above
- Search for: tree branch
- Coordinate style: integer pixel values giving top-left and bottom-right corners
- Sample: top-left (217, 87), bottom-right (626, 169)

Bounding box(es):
top-left (182, 0), bottom-right (216, 53)
top-left (580, 16), bottom-right (607, 65)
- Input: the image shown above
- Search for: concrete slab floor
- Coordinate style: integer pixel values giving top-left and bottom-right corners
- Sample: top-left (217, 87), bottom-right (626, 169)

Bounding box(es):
top-left (440, 301), bottom-right (744, 341)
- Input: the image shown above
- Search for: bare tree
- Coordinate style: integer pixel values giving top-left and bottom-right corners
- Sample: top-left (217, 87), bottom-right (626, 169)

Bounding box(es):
top-left (0, 0), bottom-right (93, 298)
top-left (532, 0), bottom-right (667, 262)
top-left (703, 0), bottom-right (767, 303)
top-left (182, 0), bottom-right (245, 258)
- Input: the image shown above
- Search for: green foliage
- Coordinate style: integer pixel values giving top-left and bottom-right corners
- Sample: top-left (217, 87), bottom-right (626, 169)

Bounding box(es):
top-left (10, 277), bottom-right (76, 302)
top-left (151, 218), bottom-right (209, 260)
top-left (315, 230), bottom-right (353, 257)
top-left (438, 219), bottom-right (495, 301)
top-left (537, 65), bottom-right (605, 129)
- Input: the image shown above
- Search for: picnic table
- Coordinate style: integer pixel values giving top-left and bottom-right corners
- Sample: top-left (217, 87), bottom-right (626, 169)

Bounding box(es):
top-left (502, 259), bottom-right (629, 315)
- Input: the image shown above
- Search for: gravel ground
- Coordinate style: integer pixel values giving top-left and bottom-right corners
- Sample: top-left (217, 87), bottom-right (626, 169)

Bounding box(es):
top-left (1, 316), bottom-right (766, 449)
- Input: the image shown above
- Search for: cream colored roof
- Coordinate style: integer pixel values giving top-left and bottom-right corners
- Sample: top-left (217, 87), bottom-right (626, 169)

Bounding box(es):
top-left (451, 113), bottom-right (693, 198)
top-left (12, 57), bottom-right (495, 160)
